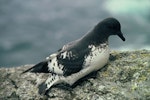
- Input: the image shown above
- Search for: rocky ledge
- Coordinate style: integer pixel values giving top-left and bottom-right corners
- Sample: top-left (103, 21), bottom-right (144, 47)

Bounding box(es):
top-left (0, 50), bottom-right (150, 100)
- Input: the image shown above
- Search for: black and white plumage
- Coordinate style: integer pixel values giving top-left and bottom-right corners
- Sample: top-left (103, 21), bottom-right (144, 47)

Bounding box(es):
top-left (23, 18), bottom-right (125, 95)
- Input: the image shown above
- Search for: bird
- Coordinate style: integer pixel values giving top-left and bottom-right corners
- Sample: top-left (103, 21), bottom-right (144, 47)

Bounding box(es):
top-left (22, 17), bottom-right (125, 95)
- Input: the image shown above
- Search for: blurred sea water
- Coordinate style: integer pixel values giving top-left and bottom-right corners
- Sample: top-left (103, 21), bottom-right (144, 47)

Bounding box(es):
top-left (0, 0), bottom-right (150, 67)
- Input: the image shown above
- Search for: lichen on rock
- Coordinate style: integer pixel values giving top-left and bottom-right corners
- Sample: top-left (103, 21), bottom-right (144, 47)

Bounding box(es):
top-left (0, 50), bottom-right (150, 100)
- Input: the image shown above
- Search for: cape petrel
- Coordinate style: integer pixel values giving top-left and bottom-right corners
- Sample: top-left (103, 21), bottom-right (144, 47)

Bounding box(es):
top-left (23, 18), bottom-right (125, 95)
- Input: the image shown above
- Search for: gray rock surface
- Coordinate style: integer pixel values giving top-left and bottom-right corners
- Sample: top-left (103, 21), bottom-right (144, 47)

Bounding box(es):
top-left (0, 50), bottom-right (150, 100)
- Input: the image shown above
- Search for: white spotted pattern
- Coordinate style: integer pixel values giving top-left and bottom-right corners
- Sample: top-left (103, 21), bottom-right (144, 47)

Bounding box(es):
top-left (60, 51), bottom-right (74, 59)
top-left (44, 44), bottom-right (110, 92)
top-left (47, 54), bottom-right (64, 75)
top-left (83, 44), bottom-right (110, 71)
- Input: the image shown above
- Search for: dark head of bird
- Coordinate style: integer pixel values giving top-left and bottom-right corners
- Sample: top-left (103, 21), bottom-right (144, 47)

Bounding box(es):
top-left (92, 18), bottom-right (125, 42)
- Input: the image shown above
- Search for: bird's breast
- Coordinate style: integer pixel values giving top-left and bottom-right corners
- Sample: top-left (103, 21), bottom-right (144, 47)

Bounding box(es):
top-left (83, 44), bottom-right (110, 71)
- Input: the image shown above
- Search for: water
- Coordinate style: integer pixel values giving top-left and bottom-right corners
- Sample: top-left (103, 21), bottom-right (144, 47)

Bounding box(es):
top-left (0, 0), bottom-right (150, 67)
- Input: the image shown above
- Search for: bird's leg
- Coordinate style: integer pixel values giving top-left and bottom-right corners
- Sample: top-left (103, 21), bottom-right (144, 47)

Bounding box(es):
top-left (38, 74), bottom-right (65, 95)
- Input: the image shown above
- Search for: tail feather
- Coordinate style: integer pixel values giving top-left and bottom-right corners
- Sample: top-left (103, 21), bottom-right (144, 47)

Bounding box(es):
top-left (22, 61), bottom-right (49, 74)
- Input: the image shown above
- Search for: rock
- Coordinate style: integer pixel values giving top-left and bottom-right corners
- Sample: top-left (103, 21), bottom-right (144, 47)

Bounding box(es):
top-left (0, 50), bottom-right (150, 100)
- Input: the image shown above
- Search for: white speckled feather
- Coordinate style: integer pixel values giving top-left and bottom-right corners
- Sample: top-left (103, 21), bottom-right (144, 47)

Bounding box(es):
top-left (83, 44), bottom-right (110, 70)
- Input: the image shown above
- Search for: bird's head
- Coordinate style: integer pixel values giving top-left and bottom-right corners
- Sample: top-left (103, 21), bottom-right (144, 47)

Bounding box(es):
top-left (94, 18), bottom-right (125, 41)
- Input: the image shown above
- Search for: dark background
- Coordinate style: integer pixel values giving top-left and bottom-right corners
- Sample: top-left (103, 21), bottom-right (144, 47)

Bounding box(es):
top-left (0, 0), bottom-right (150, 67)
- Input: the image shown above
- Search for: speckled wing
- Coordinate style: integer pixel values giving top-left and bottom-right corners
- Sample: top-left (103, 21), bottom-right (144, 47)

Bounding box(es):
top-left (55, 41), bottom-right (90, 76)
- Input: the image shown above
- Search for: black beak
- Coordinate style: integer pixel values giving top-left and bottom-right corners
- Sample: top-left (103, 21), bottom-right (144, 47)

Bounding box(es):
top-left (117, 31), bottom-right (125, 41)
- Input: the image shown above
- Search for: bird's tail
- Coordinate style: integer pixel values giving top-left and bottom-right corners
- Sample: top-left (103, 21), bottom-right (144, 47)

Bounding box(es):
top-left (22, 61), bottom-right (49, 74)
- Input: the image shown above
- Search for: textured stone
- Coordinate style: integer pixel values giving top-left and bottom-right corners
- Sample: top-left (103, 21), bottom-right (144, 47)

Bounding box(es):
top-left (0, 50), bottom-right (150, 100)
